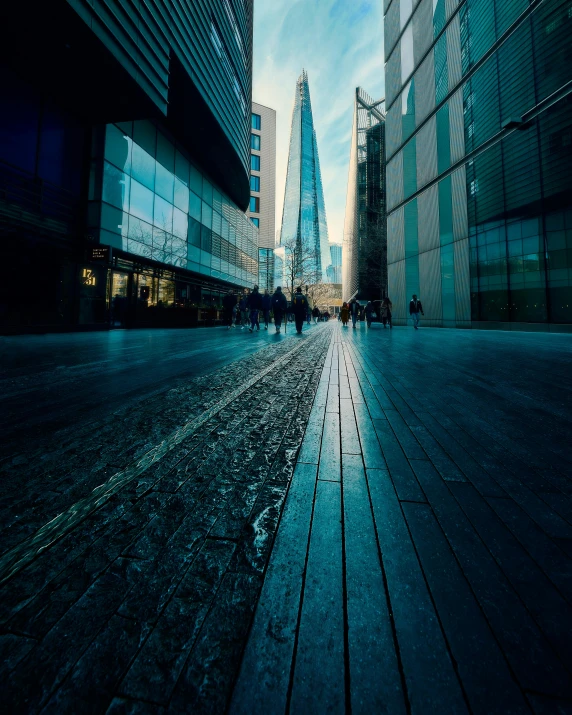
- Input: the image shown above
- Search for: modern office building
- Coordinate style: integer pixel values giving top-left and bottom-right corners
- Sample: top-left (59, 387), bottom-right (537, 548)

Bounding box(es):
top-left (327, 243), bottom-right (343, 284)
top-left (247, 102), bottom-right (277, 292)
top-left (0, 0), bottom-right (256, 331)
top-left (342, 88), bottom-right (387, 302)
top-left (384, 0), bottom-right (572, 329)
top-left (280, 70), bottom-right (330, 283)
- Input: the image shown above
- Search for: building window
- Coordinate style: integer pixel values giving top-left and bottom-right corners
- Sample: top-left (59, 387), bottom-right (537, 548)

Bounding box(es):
top-left (251, 217), bottom-right (260, 227)
top-left (250, 196), bottom-right (260, 213)
top-left (251, 134), bottom-right (261, 150)
top-left (250, 175), bottom-right (260, 192)
top-left (251, 154), bottom-right (260, 171)
top-left (252, 113), bottom-right (261, 130)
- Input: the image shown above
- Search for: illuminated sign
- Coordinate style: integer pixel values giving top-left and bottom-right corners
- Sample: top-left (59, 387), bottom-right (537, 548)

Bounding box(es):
top-left (82, 269), bottom-right (97, 286)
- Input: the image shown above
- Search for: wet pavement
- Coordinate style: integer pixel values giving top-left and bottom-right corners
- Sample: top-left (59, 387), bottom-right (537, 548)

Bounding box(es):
top-left (1, 322), bottom-right (572, 713)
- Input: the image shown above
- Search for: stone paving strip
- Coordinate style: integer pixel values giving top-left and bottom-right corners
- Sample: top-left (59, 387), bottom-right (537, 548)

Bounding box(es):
top-left (0, 324), bottom-right (332, 712)
top-left (231, 324), bottom-right (572, 714)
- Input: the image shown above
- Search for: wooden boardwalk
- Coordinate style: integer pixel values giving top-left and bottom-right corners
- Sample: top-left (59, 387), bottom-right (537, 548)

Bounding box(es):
top-left (231, 323), bottom-right (572, 714)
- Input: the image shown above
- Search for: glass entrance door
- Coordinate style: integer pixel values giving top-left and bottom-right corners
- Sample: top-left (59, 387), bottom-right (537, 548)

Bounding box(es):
top-left (110, 272), bottom-right (130, 326)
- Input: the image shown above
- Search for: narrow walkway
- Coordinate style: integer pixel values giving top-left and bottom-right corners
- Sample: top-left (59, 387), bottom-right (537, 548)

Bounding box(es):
top-left (231, 323), bottom-right (572, 714)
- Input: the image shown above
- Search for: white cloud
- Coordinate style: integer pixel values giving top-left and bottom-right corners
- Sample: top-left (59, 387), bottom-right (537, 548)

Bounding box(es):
top-left (253, 0), bottom-right (385, 246)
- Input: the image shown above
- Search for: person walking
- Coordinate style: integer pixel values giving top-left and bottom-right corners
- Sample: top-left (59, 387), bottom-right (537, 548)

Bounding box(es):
top-left (238, 293), bottom-right (248, 329)
top-left (381, 296), bottom-right (393, 329)
top-left (409, 294), bottom-right (424, 329)
top-left (291, 287), bottom-right (309, 334)
top-left (270, 286), bottom-right (287, 333)
top-left (232, 302), bottom-right (240, 327)
top-left (340, 302), bottom-right (349, 326)
top-left (312, 306), bottom-right (320, 324)
top-left (349, 297), bottom-right (360, 329)
top-left (261, 289), bottom-right (272, 330)
top-left (364, 301), bottom-right (374, 328)
top-left (247, 285), bottom-right (263, 332)
top-left (222, 291), bottom-right (236, 329)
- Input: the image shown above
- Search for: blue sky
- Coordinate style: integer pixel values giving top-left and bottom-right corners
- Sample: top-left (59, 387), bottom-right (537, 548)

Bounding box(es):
top-left (252, 0), bottom-right (385, 247)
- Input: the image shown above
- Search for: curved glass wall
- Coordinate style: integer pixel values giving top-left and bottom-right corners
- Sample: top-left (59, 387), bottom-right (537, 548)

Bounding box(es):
top-left (91, 120), bottom-right (258, 289)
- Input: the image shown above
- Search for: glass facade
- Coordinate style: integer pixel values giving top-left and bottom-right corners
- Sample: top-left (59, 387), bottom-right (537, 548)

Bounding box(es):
top-left (252, 113), bottom-right (261, 130)
top-left (280, 70), bottom-right (330, 282)
top-left (90, 120), bottom-right (258, 290)
top-left (384, 0), bottom-right (572, 328)
top-left (342, 88), bottom-right (387, 301)
top-left (258, 248), bottom-right (275, 292)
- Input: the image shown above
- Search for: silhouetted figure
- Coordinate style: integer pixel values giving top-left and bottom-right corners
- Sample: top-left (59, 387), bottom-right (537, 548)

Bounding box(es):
top-left (409, 294), bottom-right (424, 329)
top-left (271, 286), bottom-right (287, 333)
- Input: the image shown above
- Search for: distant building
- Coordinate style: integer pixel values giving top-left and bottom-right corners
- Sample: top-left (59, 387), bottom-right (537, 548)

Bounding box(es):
top-left (280, 70), bottom-right (330, 283)
top-left (327, 243), bottom-right (343, 284)
top-left (248, 102), bottom-right (277, 292)
top-left (1, 1), bottom-right (256, 331)
top-left (383, 0), bottom-right (572, 328)
top-left (342, 88), bottom-right (386, 302)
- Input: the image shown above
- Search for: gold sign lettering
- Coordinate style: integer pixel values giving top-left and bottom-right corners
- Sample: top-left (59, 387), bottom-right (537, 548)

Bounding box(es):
top-left (82, 269), bottom-right (96, 286)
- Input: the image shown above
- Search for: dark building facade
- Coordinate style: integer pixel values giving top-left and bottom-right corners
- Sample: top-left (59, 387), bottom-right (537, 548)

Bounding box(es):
top-left (0, 0), bottom-right (256, 331)
top-left (384, 0), bottom-right (572, 330)
top-left (343, 88), bottom-right (387, 302)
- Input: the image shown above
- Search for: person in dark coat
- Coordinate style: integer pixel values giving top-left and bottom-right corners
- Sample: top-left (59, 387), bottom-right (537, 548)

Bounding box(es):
top-left (238, 294), bottom-right (248, 329)
top-left (312, 306), bottom-right (320, 324)
top-left (262, 289), bottom-right (272, 330)
top-left (247, 285), bottom-right (263, 332)
top-left (222, 292), bottom-right (237, 329)
top-left (409, 294), bottom-right (424, 329)
top-left (349, 298), bottom-right (360, 328)
top-left (291, 286), bottom-right (309, 334)
top-left (271, 286), bottom-right (287, 333)
top-left (381, 296), bottom-right (393, 329)
top-left (364, 301), bottom-right (374, 328)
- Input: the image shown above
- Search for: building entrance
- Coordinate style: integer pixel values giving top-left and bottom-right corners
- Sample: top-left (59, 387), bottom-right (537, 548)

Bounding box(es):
top-left (109, 272), bottom-right (131, 327)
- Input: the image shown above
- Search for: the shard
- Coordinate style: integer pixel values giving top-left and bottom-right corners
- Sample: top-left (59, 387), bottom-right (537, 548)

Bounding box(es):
top-left (279, 70), bottom-right (329, 283)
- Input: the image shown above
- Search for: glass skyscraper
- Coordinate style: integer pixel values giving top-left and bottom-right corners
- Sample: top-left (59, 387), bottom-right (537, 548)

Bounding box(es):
top-left (280, 71), bottom-right (330, 283)
top-left (343, 88), bottom-right (387, 302)
top-left (384, 0), bottom-right (572, 329)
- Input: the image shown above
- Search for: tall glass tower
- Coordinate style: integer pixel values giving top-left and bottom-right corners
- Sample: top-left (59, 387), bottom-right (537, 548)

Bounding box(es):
top-left (280, 71), bottom-right (330, 283)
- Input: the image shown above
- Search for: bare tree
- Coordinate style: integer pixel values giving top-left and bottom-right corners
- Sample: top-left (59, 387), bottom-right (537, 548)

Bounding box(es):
top-left (280, 237), bottom-right (317, 301)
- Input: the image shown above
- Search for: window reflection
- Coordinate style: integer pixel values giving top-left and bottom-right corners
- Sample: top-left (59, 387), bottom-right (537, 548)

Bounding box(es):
top-left (400, 0), bottom-right (412, 30)
top-left (98, 121), bottom-right (259, 289)
top-left (401, 24), bottom-right (414, 83)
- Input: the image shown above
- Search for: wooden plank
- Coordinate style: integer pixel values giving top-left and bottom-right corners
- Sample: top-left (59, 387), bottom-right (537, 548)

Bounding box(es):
top-left (297, 404), bottom-right (326, 465)
top-left (340, 399), bottom-right (361, 456)
top-left (290, 480), bottom-right (344, 713)
top-left (229, 463), bottom-right (317, 715)
top-left (318, 412), bottom-right (341, 482)
top-left (372, 418), bottom-right (426, 502)
top-left (366, 468), bottom-right (467, 713)
top-left (343, 455), bottom-right (406, 714)
top-left (353, 403), bottom-right (387, 470)
top-left (410, 459), bottom-right (572, 697)
top-left (403, 502), bottom-right (529, 714)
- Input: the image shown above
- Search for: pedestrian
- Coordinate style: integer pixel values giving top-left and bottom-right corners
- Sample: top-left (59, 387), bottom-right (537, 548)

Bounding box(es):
top-left (232, 302), bottom-right (240, 327)
top-left (222, 291), bottom-right (236, 329)
top-left (365, 301), bottom-right (373, 328)
top-left (340, 302), bottom-right (349, 326)
top-left (381, 296), bottom-right (393, 329)
top-left (306, 291), bottom-right (313, 325)
top-left (409, 294), bottom-right (424, 329)
top-left (271, 286), bottom-right (287, 333)
top-left (262, 289), bottom-right (272, 330)
top-left (247, 285), bottom-right (263, 332)
top-left (312, 306), bottom-right (320, 324)
top-left (349, 297), bottom-right (360, 329)
top-left (239, 293), bottom-right (248, 329)
top-left (291, 286), bottom-right (309, 334)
